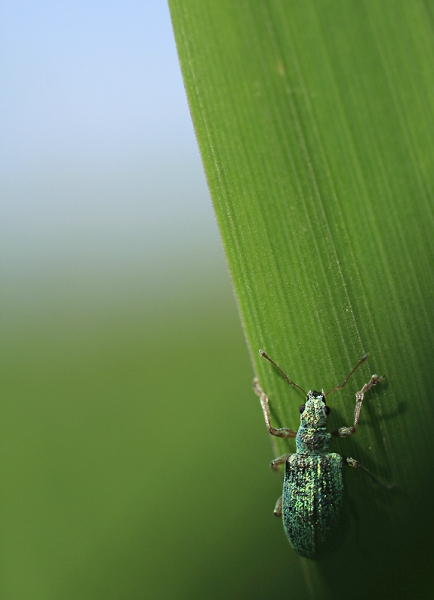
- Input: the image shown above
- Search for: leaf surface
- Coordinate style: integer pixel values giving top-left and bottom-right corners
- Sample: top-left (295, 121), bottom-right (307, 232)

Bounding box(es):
top-left (169, 1), bottom-right (434, 596)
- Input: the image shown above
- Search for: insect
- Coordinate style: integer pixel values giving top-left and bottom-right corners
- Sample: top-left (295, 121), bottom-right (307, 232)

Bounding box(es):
top-left (253, 350), bottom-right (385, 559)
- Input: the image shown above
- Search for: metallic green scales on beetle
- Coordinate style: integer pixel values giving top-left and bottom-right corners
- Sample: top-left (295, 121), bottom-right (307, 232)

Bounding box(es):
top-left (254, 350), bottom-right (385, 560)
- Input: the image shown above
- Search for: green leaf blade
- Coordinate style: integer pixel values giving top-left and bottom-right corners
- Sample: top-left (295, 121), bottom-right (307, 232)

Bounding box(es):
top-left (170, 1), bottom-right (434, 596)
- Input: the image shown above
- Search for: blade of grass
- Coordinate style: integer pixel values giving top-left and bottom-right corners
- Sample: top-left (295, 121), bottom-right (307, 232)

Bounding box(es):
top-left (169, 1), bottom-right (434, 597)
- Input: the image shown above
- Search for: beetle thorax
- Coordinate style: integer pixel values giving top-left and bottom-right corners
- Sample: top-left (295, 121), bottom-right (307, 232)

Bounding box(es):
top-left (296, 393), bottom-right (330, 454)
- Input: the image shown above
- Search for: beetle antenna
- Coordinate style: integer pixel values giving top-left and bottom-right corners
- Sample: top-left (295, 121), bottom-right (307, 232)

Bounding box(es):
top-left (325, 353), bottom-right (369, 396)
top-left (259, 350), bottom-right (307, 395)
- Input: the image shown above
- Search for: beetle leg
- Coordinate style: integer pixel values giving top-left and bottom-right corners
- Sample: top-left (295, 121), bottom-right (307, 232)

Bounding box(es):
top-left (274, 495), bottom-right (283, 517)
top-left (332, 374), bottom-right (385, 438)
top-left (270, 454), bottom-right (291, 470)
top-left (345, 457), bottom-right (395, 489)
top-left (253, 378), bottom-right (297, 438)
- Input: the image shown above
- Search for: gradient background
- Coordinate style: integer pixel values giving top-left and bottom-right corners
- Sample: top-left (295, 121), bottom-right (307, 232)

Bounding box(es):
top-left (1, 2), bottom-right (306, 598)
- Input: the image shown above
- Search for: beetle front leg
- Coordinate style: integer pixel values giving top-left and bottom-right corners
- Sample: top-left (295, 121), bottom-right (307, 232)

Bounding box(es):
top-left (253, 379), bottom-right (297, 438)
top-left (332, 374), bottom-right (385, 438)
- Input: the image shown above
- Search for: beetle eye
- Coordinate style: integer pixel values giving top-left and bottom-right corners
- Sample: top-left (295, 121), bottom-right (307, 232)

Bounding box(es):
top-left (299, 404), bottom-right (305, 414)
top-left (324, 405), bottom-right (331, 415)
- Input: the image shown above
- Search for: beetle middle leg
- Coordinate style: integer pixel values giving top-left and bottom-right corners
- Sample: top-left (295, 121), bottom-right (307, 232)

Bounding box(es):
top-left (332, 374), bottom-right (385, 438)
top-left (270, 454), bottom-right (291, 470)
top-left (253, 378), bottom-right (297, 438)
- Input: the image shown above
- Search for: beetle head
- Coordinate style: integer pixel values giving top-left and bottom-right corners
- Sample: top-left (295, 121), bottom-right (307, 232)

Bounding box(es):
top-left (299, 390), bottom-right (330, 428)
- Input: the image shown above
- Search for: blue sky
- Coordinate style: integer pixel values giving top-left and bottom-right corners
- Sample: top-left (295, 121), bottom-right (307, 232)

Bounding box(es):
top-left (0, 1), bottom-right (219, 277)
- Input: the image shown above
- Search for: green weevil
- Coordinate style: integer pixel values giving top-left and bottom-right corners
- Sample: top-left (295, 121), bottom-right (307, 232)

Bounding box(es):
top-left (253, 350), bottom-right (385, 559)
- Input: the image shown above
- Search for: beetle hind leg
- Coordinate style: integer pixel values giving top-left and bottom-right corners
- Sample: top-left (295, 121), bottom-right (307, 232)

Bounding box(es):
top-left (345, 456), bottom-right (395, 489)
top-left (274, 495), bottom-right (283, 517)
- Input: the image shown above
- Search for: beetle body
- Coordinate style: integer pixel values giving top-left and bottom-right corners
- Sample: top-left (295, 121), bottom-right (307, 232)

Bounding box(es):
top-left (283, 391), bottom-right (343, 559)
top-left (254, 351), bottom-right (385, 560)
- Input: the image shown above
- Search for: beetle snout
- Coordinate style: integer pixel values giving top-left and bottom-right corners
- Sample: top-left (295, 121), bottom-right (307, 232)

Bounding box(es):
top-left (301, 399), bottom-right (327, 428)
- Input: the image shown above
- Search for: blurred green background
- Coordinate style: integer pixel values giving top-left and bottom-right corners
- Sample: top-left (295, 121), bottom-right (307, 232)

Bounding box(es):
top-left (2, 263), bottom-right (310, 599)
top-left (0, 2), bottom-right (309, 598)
